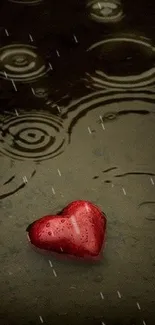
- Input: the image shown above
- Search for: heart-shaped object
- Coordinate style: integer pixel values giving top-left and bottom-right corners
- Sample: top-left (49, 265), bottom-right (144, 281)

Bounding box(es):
top-left (27, 200), bottom-right (107, 258)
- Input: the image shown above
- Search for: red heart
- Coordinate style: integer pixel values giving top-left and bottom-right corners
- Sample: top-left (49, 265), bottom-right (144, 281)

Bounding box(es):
top-left (27, 200), bottom-right (107, 259)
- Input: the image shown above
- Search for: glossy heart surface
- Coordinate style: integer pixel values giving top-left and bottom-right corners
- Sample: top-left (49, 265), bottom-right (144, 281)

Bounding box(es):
top-left (27, 200), bottom-right (107, 258)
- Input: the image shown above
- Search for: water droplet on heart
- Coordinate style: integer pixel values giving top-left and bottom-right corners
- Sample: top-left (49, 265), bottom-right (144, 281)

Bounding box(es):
top-left (46, 223), bottom-right (50, 227)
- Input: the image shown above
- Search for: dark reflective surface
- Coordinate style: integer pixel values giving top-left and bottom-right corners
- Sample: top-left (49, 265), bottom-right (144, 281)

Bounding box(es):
top-left (0, 1), bottom-right (155, 324)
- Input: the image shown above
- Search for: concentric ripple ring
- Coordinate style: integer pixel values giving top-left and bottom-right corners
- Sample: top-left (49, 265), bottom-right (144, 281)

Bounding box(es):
top-left (87, 0), bottom-right (123, 23)
top-left (0, 44), bottom-right (49, 82)
top-left (86, 36), bottom-right (155, 89)
top-left (0, 113), bottom-right (66, 162)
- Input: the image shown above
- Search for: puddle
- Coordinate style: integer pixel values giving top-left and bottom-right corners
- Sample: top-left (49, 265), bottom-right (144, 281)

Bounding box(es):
top-left (0, 1), bottom-right (155, 324)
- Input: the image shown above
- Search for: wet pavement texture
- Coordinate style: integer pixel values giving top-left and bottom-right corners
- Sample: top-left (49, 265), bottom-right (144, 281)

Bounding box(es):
top-left (0, 0), bottom-right (155, 324)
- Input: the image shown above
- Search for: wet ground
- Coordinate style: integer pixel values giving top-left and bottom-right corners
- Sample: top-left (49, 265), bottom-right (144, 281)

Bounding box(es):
top-left (0, 0), bottom-right (155, 324)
